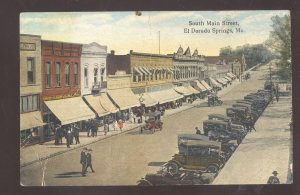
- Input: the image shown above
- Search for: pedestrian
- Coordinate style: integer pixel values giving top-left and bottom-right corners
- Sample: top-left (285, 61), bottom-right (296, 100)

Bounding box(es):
top-left (70, 125), bottom-right (74, 145)
top-left (112, 119), bottom-right (117, 131)
top-left (195, 127), bottom-right (201, 135)
top-left (80, 148), bottom-right (88, 176)
top-left (104, 123), bottom-right (109, 136)
top-left (86, 149), bottom-right (95, 173)
top-left (73, 124), bottom-right (80, 144)
top-left (54, 125), bottom-right (60, 145)
top-left (87, 120), bottom-right (91, 137)
top-left (267, 171), bottom-right (280, 184)
top-left (118, 119), bottom-right (124, 131)
top-left (276, 93), bottom-right (279, 102)
top-left (66, 128), bottom-right (72, 148)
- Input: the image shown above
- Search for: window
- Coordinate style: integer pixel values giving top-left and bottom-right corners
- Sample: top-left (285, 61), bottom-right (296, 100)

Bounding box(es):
top-left (27, 58), bottom-right (35, 84)
top-left (74, 63), bottom-right (78, 85)
top-left (65, 63), bottom-right (70, 86)
top-left (20, 94), bottom-right (40, 113)
top-left (84, 67), bottom-right (88, 88)
top-left (56, 63), bottom-right (61, 87)
top-left (100, 68), bottom-right (105, 82)
top-left (94, 67), bottom-right (98, 84)
top-left (46, 62), bottom-right (51, 88)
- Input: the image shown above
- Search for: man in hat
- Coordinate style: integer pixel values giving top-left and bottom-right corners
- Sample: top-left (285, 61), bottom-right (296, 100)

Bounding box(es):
top-left (267, 171), bottom-right (280, 184)
top-left (80, 148), bottom-right (88, 176)
top-left (85, 149), bottom-right (95, 173)
top-left (195, 127), bottom-right (201, 135)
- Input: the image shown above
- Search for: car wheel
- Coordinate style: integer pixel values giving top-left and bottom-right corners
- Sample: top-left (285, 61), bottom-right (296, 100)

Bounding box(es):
top-left (166, 162), bottom-right (179, 176)
top-left (137, 180), bottom-right (152, 186)
top-left (207, 165), bottom-right (219, 173)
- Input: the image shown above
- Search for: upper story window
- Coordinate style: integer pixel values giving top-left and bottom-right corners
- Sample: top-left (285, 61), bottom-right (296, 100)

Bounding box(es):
top-left (55, 62), bottom-right (61, 87)
top-left (46, 62), bottom-right (51, 88)
top-left (20, 94), bottom-right (40, 113)
top-left (27, 58), bottom-right (35, 84)
top-left (94, 67), bottom-right (98, 84)
top-left (74, 63), bottom-right (78, 86)
top-left (65, 63), bottom-right (70, 86)
top-left (84, 67), bottom-right (88, 88)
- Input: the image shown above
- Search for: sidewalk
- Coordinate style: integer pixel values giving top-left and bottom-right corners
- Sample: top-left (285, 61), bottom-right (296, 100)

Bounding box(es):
top-left (213, 96), bottom-right (292, 184)
top-left (20, 79), bottom-right (241, 167)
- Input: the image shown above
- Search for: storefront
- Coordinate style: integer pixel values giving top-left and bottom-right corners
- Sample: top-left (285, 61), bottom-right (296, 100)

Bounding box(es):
top-left (83, 93), bottom-right (118, 125)
top-left (20, 111), bottom-right (45, 146)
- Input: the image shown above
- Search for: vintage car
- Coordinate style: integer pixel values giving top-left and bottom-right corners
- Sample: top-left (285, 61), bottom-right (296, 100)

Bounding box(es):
top-left (137, 168), bottom-right (207, 186)
top-left (178, 133), bottom-right (237, 160)
top-left (166, 140), bottom-right (225, 174)
top-left (208, 113), bottom-right (231, 123)
top-left (140, 111), bottom-right (163, 133)
top-left (208, 95), bottom-right (223, 107)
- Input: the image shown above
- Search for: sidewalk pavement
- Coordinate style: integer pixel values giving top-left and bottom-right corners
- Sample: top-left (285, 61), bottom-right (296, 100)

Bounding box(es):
top-left (20, 79), bottom-right (241, 167)
top-left (213, 96), bottom-right (292, 184)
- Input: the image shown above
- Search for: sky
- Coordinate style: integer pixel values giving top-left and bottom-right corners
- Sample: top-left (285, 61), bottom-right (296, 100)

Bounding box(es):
top-left (20, 11), bottom-right (289, 56)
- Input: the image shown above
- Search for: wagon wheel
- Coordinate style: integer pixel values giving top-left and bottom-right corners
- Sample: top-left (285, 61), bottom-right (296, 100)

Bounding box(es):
top-left (207, 164), bottom-right (219, 173)
top-left (166, 162), bottom-right (179, 176)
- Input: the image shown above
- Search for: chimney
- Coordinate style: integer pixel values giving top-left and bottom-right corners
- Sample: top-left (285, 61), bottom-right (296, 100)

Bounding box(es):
top-left (130, 50), bottom-right (133, 54)
top-left (111, 50), bottom-right (115, 55)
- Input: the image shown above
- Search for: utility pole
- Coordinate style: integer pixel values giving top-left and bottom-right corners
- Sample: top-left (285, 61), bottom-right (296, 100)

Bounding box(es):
top-left (158, 31), bottom-right (160, 54)
top-left (269, 62), bottom-right (272, 84)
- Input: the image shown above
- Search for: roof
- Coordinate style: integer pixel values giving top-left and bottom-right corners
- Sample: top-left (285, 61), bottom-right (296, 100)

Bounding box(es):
top-left (180, 140), bottom-right (221, 148)
top-left (178, 134), bottom-right (210, 141)
top-left (208, 113), bottom-right (231, 120)
top-left (203, 120), bottom-right (228, 125)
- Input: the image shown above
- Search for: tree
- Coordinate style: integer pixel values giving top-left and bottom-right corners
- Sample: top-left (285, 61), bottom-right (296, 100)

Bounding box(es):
top-left (219, 46), bottom-right (233, 56)
top-left (266, 14), bottom-right (291, 80)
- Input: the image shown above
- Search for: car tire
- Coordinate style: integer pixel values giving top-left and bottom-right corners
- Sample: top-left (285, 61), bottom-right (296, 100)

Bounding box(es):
top-left (166, 162), bottom-right (179, 176)
top-left (207, 165), bottom-right (219, 173)
top-left (137, 180), bottom-right (152, 186)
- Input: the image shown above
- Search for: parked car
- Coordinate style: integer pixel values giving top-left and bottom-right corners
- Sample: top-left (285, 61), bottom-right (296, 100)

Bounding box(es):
top-left (166, 140), bottom-right (225, 175)
top-left (140, 111), bottom-right (163, 133)
top-left (208, 95), bottom-right (223, 107)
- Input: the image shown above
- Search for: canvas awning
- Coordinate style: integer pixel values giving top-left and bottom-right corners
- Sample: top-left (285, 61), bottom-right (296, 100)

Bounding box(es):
top-left (193, 80), bottom-right (207, 92)
top-left (20, 111), bottom-right (44, 131)
top-left (148, 89), bottom-right (184, 104)
top-left (84, 93), bottom-right (118, 117)
top-left (216, 78), bottom-right (227, 85)
top-left (134, 67), bottom-right (143, 76)
top-left (107, 88), bottom-right (140, 110)
top-left (227, 72), bottom-right (236, 79)
top-left (221, 78), bottom-right (229, 83)
top-left (142, 67), bottom-right (152, 75)
top-left (174, 86), bottom-right (193, 96)
top-left (44, 97), bottom-right (95, 125)
top-left (137, 93), bottom-right (158, 107)
top-left (200, 80), bottom-right (212, 91)
top-left (209, 77), bottom-right (222, 88)
top-left (139, 67), bottom-right (149, 75)
top-left (186, 85), bottom-right (200, 94)
top-left (224, 76), bottom-right (232, 82)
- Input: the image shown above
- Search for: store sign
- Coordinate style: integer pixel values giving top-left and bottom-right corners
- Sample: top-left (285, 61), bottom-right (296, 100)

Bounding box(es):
top-left (43, 92), bottom-right (80, 101)
top-left (20, 42), bottom-right (36, 51)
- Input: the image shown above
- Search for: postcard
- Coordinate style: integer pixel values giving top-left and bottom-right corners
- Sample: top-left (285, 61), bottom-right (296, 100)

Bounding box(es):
top-left (19, 11), bottom-right (292, 186)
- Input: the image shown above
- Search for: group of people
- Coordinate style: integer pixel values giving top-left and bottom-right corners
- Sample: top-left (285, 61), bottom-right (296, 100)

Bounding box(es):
top-left (86, 119), bottom-right (98, 137)
top-left (80, 147), bottom-right (95, 176)
top-left (54, 123), bottom-right (80, 148)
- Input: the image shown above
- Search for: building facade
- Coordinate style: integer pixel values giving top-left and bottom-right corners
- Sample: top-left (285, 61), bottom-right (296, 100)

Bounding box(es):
top-left (107, 50), bottom-right (174, 94)
top-left (81, 42), bottom-right (107, 95)
top-left (41, 40), bottom-right (83, 139)
top-left (205, 56), bottom-right (233, 78)
top-left (172, 46), bottom-right (206, 84)
top-left (20, 34), bottom-right (44, 145)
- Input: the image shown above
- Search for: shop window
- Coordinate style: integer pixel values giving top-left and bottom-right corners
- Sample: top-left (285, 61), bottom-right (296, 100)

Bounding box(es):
top-left (56, 62), bottom-right (61, 87)
top-left (46, 62), bottom-right (51, 88)
top-left (74, 63), bottom-right (78, 85)
top-left (84, 67), bottom-right (88, 88)
top-left (27, 58), bottom-right (35, 84)
top-left (65, 63), bottom-right (70, 86)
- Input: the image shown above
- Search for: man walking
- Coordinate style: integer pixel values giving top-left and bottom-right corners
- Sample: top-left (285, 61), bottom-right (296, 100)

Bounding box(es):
top-left (104, 122), bottom-right (109, 136)
top-left (73, 124), bottom-right (80, 144)
top-left (80, 148), bottom-right (87, 176)
top-left (267, 171), bottom-right (280, 184)
top-left (86, 149), bottom-right (95, 173)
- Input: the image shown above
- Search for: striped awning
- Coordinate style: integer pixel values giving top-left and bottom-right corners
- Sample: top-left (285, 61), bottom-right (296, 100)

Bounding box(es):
top-left (134, 67), bottom-right (143, 76)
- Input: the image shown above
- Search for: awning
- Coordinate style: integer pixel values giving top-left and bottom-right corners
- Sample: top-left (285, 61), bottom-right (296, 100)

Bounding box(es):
top-left (139, 67), bottom-right (148, 75)
top-left (84, 93), bottom-right (118, 117)
top-left (174, 86), bottom-right (193, 96)
top-left (186, 85), bottom-right (200, 94)
top-left (167, 68), bottom-right (174, 74)
top-left (142, 67), bottom-right (152, 75)
top-left (221, 78), bottom-right (230, 83)
top-left (149, 89), bottom-right (184, 104)
top-left (20, 111), bottom-right (44, 131)
top-left (216, 78), bottom-right (227, 85)
top-left (209, 77), bottom-right (222, 88)
top-left (200, 80), bottom-right (212, 91)
top-left (227, 72), bottom-right (236, 79)
top-left (107, 88), bottom-right (140, 110)
top-left (224, 76), bottom-right (232, 82)
top-left (137, 93), bottom-right (158, 107)
top-left (45, 97), bottom-right (95, 125)
top-left (134, 67), bottom-right (143, 76)
top-left (193, 80), bottom-right (207, 92)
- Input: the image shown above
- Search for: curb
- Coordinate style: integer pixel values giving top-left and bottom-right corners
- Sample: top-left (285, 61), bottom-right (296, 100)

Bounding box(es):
top-left (20, 80), bottom-right (240, 168)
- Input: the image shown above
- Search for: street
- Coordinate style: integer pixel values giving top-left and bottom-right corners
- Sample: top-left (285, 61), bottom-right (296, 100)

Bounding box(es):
top-left (20, 64), bottom-right (291, 186)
